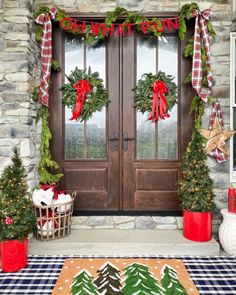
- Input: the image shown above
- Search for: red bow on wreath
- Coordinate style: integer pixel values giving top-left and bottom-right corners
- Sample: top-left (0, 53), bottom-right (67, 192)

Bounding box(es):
top-left (148, 80), bottom-right (169, 122)
top-left (70, 80), bottom-right (91, 121)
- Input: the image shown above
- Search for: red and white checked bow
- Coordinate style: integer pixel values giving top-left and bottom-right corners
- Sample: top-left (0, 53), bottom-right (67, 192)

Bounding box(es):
top-left (35, 7), bottom-right (57, 106)
top-left (208, 102), bottom-right (227, 163)
top-left (191, 9), bottom-right (214, 103)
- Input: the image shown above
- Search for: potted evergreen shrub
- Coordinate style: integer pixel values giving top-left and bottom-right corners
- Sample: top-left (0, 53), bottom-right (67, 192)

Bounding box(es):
top-left (0, 148), bottom-right (35, 272)
top-left (178, 128), bottom-right (215, 242)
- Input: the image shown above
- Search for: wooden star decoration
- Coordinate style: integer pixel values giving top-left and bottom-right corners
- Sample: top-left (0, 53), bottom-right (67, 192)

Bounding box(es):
top-left (200, 117), bottom-right (235, 156)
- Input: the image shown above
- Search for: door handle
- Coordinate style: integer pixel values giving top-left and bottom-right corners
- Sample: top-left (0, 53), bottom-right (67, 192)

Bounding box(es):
top-left (108, 133), bottom-right (119, 151)
top-left (123, 133), bottom-right (135, 151)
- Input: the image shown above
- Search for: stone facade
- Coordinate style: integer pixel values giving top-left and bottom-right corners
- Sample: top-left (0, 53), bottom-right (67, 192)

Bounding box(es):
top-left (72, 216), bottom-right (181, 230)
top-left (0, 0), bottom-right (40, 192)
top-left (0, 0), bottom-right (234, 232)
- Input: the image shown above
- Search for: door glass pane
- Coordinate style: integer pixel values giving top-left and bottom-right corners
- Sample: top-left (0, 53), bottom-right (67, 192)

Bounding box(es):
top-left (65, 37), bottom-right (84, 74)
top-left (64, 38), bottom-right (106, 159)
top-left (137, 112), bottom-right (155, 159)
top-left (136, 35), bottom-right (178, 159)
top-left (136, 37), bottom-right (156, 80)
top-left (136, 36), bottom-right (156, 159)
top-left (158, 36), bottom-right (178, 159)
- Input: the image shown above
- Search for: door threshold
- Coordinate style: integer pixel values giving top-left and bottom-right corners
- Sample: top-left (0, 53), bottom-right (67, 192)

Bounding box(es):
top-left (73, 210), bottom-right (182, 216)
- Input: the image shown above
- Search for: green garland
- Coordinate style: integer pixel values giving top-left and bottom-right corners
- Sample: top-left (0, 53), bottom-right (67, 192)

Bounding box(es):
top-left (60, 67), bottom-right (109, 122)
top-left (135, 71), bottom-right (178, 115)
top-left (36, 105), bottom-right (63, 185)
top-left (180, 3), bottom-right (216, 128)
top-left (34, 7), bottom-right (66, 42)
top-left (35, 6), bottom-right (175, 45)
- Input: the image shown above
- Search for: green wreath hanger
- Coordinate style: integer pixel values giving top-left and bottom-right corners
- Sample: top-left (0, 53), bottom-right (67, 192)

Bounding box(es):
top-left (60, 67), bottom-right (109, 122)
top-left (135, 71), bottom-right (178, 122)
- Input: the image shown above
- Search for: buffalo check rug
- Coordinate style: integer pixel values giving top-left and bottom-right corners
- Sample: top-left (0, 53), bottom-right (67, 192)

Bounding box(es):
top-left (0, 255), bottom-right (236, 295)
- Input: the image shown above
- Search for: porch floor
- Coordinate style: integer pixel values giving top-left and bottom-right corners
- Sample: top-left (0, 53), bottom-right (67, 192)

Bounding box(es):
top-left (29, 229), bottom-right (220, 256)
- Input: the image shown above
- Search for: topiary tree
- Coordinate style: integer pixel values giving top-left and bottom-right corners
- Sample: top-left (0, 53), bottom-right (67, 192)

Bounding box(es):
top-left (178, 128), bottom-right (215, 212)
top-left (0, 148), bottom-right (36, 241)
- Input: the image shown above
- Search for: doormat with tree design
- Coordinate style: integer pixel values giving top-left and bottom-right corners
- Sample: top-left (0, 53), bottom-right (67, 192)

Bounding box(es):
top-left (52, 258), bottom-right (199, 294)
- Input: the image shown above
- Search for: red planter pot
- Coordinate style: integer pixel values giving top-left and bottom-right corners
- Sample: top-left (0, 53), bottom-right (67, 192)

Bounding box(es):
top-left (183, 210), bottom-right (212, 242)
top-left (0, 239), bottom-right (28, 272)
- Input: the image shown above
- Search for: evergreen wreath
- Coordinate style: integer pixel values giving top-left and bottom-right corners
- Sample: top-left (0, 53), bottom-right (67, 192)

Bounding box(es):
top-left (60, 67), bottom-right (109, 122)
top-left (135, 71), bottom-right (178, 116)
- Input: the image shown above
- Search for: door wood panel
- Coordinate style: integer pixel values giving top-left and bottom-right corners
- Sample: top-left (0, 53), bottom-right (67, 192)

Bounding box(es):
top-left (50, 18), bottom-right (194, 213)
top-left (136, 169), bottom-right (178, 191)
top-left (65, 169), bottom-right (107, 190)
top-left (134, 192), bottom-right (180, 210)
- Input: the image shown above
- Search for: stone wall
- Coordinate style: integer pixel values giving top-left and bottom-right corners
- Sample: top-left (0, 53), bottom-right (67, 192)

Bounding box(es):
top-left (0, 0), bottom-right (233, 232)
top-left (0, 0), bottom-right (41, 191)
top-left (72, 215), bottom-right (223, 234)
top-left (72, 216), bottom-right (183, 230)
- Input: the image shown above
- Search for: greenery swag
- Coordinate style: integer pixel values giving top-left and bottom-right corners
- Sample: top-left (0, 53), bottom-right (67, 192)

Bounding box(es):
top-left (36, 105), bottom-right (63, 185)
top-left (135, 71), bottom-right (178, 116)
top-left (60, 67), bottom-right (109, 122)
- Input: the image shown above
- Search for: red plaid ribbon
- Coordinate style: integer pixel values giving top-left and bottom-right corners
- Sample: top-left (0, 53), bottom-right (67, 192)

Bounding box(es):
top-left (208, 101), bottom-right (224, 130)
top-left (191, 9), bottom-right (214, 103)
top-left (35, 7), bottom-right (57, 106)
top-left (208, 102), bottom-right (227, 163)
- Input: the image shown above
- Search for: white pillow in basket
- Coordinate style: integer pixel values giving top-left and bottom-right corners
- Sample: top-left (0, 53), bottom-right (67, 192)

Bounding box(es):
top-left (54, 193), bottom-right (72, 213)
top-left (32, 188), bottom-right (54, 206)
top-left (37, 219), bottom-right (56, 237)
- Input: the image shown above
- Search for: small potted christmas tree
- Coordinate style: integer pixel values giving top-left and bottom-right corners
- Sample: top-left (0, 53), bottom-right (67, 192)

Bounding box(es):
top-left (178, 128), bottom-right (215, 242)
top-left (0, 148), bottom-right (35, 272)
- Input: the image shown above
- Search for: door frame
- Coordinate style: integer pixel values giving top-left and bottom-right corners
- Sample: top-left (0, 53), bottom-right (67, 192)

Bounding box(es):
top-left (50, 13), bottom-right (195, 215)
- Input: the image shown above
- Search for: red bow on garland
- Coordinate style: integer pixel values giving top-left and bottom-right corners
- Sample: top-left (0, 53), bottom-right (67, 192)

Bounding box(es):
top-left (70, 80), bottom-right (92, 121)
top-left (148, 80), bottom-right (169, 122)
top-left (35, 7), bottom-right (57, 106)
top-left (191, 9), bottom-right (214, 102)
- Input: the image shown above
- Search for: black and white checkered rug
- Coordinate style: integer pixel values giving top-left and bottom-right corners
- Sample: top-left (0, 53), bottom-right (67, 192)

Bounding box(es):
top-left (0, 255), bottom-right (236, 294)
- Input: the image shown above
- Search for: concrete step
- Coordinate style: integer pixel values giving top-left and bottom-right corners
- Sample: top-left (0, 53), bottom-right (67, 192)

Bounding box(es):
top-left (29, 229), bottom-right (220, 256)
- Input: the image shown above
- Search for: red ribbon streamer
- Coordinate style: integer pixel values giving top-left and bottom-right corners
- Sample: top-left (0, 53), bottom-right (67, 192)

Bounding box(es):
top-left (191, 9), bottom-right (214, 102)
top-left (35, 7), bottom-right (57, 106)
top-left (148, 80), bottom-right (169, 122)
top-left (70, 80), bottom-right (91, 121)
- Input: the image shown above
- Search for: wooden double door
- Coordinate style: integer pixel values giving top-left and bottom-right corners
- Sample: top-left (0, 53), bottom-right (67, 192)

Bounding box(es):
top-left (51, 23), bottom-right (193, 213)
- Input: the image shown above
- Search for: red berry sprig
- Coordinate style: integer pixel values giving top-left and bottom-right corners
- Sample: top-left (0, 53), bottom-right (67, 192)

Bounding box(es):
top-left (4, 217), bottom-right (14, 225)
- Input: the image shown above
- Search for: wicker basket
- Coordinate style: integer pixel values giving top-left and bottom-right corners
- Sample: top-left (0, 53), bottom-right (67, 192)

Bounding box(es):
top-left (33, 198), bottom-right (74, 241)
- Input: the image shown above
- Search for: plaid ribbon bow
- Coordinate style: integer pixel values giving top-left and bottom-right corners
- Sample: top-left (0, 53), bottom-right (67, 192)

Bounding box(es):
top-left (208, 102), bottom-right (227, 163)
top-left (191, 9), bottom-right (214, 103)
top-left (35, 7), bottom-right (57, 106)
